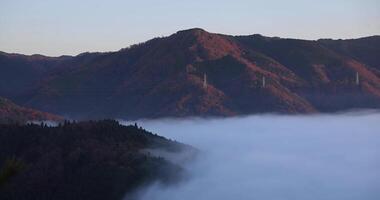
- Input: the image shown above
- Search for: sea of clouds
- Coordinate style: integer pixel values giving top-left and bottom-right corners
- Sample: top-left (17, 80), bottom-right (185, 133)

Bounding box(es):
top-left (123, 111), bottom-right (380, 200)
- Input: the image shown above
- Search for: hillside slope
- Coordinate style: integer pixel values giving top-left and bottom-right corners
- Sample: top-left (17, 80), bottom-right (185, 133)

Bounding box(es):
top-left (0, 97), bottom-right (62, 124)
top-left (0, 29), bottom-right (379, 119)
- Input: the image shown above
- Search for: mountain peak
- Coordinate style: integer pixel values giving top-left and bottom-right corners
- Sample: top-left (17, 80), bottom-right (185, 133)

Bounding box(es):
top-left (170, 27), bottom-right (242, 61)
top-left (176, 28), bottom-right (208, 35)
top-left (173, 28), bottom-right (213, 40)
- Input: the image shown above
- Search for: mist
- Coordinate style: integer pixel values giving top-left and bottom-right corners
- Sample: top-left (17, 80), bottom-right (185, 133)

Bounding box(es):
top-left (122, 111), bottom-right (380, 200)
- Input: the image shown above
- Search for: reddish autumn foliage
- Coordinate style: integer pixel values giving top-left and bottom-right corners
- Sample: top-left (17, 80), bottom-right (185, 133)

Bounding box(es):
top-left (0, 29), bottom-right (379, 119)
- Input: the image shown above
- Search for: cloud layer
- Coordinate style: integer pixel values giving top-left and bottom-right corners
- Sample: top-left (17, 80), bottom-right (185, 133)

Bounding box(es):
top-left (123, 111), bottom-right (380, 200)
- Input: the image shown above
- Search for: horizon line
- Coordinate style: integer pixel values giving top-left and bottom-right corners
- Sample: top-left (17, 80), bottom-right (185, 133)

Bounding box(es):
top-left (1, 28), bottom-right (379, 57)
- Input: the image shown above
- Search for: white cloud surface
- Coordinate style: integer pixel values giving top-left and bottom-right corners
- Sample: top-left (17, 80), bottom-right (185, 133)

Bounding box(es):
top-left (123, 111), bottom-right (380, 200)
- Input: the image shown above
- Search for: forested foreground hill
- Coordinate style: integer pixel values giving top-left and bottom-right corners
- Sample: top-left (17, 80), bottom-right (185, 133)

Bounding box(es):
top-left (0, 120), bottom-right (196, 200)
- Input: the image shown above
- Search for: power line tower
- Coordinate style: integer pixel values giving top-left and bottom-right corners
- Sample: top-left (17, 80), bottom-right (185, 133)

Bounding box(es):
top-left (355, 72), bottom-right (360, 86)
top-left (203, 73), bottom-right (208, 89)
top-left (262, 76), bottom-right (266, 88)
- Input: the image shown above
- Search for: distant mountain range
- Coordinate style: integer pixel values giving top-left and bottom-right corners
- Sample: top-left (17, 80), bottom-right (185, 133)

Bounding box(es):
top-left (1, 28), bottom-right (379, 119)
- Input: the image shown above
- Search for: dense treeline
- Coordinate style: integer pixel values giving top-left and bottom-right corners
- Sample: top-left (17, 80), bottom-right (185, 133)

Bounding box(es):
top-left (0, 120), bottom-right (192, 200)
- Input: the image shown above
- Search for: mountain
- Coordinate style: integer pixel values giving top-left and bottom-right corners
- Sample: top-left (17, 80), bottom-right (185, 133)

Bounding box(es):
top-left (0, 29), bottom-right (379, 119)
top-left (0, 52), bottom-right (71, 99)
top-left (0, 120), bottom-right (195, 200)
top-left (0, 97), bottom-right (62, 124)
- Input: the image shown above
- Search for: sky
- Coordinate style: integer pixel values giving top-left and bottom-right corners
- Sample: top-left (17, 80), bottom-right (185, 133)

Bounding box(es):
top-left (0, 0), bottom-right (379, 56)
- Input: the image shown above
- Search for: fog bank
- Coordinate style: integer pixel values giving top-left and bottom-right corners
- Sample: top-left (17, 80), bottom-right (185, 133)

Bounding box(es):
top-left (123, 112), bottom-right (380, 200)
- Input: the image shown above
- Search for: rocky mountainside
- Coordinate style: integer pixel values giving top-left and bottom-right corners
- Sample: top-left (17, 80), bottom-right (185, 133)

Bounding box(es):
top-left (0, 97), bottom-right (62, 124)
top-left (0, 29), bottom-right (379, 119)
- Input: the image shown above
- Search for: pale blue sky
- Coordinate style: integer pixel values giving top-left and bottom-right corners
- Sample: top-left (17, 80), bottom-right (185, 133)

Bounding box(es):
top-left (0, 0), bottom-right (379, 56)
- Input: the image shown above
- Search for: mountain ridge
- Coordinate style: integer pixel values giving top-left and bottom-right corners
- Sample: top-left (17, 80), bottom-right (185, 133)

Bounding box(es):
top-left (0, 28), bottom-right (379, 119)
top-left (2, 30), bottom-right (379, 57)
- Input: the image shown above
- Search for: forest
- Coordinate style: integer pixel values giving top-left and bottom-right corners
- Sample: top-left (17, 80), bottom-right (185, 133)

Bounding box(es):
top-left (0, 120), bottom-right (195, 200)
